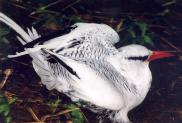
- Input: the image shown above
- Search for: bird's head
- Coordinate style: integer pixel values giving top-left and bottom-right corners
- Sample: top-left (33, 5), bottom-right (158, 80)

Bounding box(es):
top-left (118, 44), bottom-right (174, 64)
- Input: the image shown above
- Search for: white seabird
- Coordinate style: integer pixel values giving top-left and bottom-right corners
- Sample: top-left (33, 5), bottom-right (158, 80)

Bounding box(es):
top-left (0, 13), bottom-right (174, 123)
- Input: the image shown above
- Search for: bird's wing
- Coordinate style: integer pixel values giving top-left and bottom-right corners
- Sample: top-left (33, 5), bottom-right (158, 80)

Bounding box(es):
top-left (52, 23), bottom-right (120, 54)
top-left (23, 23), bottom-right (120, 48)
top-left (24, 23), bottom-right (136, 95)
top-left (33, 39), bottom-right (137, 95)
top-left (0, 12), bottom-right (119, 57)
top-left (30, 37), bottom-right (116, 92)
top-left (71, 23), bottom-right (120, 45)
top-left (31, 52), bottom-right (75, 92)
top-left (0, 13), bottom-right (136, 95)
top-left (8, 22), bottom-right (120, 58)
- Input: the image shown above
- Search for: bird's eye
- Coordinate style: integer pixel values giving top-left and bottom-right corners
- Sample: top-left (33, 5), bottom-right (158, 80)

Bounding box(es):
top-left (127, 55), bottom-right (149, 61)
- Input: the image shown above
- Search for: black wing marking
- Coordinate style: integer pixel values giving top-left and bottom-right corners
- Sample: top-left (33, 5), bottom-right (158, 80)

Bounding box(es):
top-left (55, 39), bottom-right (83, 53)
top-left (23, 26), bottom-right (77, 48)
top-left (42, 49), bottom-right (80, 79)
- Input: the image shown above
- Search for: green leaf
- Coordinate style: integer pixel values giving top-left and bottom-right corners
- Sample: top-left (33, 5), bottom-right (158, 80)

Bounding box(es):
top-left (32, 7), bottom-right (48, 15)
top-left (5, 117), bottom-right (12, 123)
top-left (47, 98), bottom-right (61, 112)
top-left (0, 104), bottom-right (8, 112)
top-left (127, 27), bottom-right (136, 38)
top-left (0, 91), bottom-right (12, 123)
top-left (4, 109), bottom-right (10, 116)
top-left (136, 22), bottom-right (147, 36)
top-left (69, 15), bottom-right (84, 22)
top-left (142, 35), bottom-right (154, 46)
top-left (0, 27), bottom-right (10, 40)
top-left (65, 104), bottom-right (84, 123)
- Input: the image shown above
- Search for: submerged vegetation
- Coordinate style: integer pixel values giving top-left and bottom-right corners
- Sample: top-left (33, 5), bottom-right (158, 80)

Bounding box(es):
top-left (0, 0), bottom-right (182, 123)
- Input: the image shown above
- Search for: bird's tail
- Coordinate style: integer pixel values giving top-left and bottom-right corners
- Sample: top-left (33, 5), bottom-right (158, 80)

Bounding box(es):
top-left (0, 12), bottom-right (40, 45)
top-left (0, 12), bottom-right (41, 57)
top-left (0, 13), bottom-right (61, 90)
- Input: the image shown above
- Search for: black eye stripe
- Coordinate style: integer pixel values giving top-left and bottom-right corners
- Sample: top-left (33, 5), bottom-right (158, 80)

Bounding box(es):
top-left (127, 55), bottom-right (149, 61)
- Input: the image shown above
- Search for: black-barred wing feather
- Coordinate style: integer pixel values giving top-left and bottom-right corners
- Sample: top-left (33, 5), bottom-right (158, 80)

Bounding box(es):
top-left (40, 46), bottom-right (137, 96)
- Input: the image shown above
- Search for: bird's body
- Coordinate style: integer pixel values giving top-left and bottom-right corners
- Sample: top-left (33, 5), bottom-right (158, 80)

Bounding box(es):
top-left (0, 13), bottom-right (173, 123)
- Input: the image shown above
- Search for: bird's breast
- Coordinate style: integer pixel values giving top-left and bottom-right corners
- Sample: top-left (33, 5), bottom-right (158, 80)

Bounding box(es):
top-left (66, 61), bottom-right (124, 110)
top-left (129, 66), bottom-right (152, 106)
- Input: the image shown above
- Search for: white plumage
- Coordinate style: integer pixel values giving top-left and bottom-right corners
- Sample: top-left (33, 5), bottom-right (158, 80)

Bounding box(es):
top-left (0, 13), bottom-right (173, 123)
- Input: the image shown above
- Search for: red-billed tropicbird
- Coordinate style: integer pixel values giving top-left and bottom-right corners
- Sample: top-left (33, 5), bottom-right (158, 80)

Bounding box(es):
top-left (0, 13), bottom-right (174, 123)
